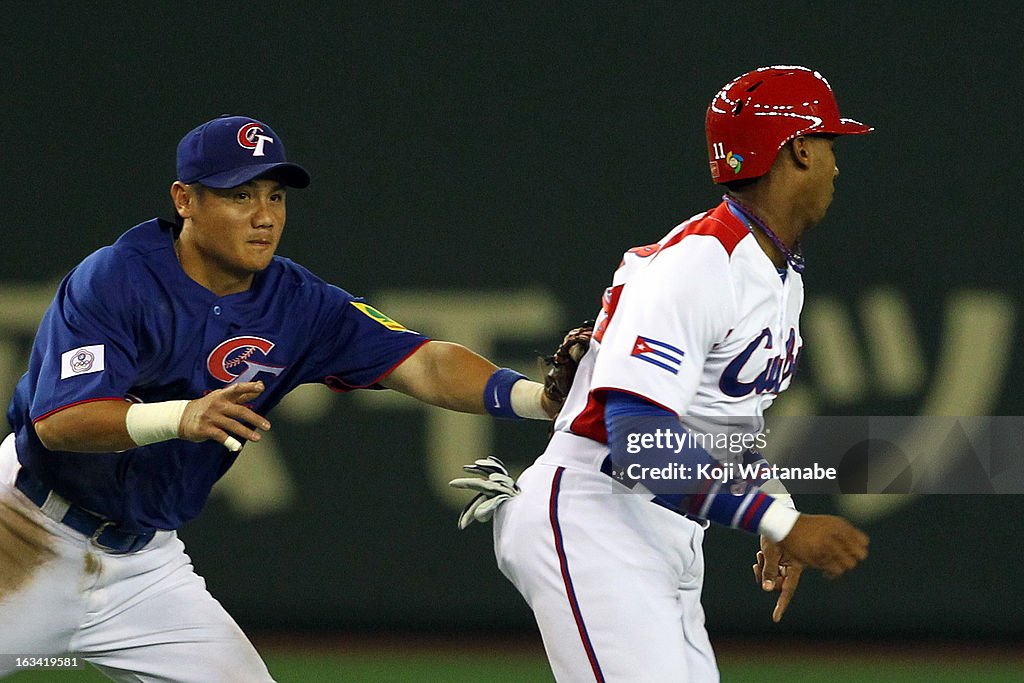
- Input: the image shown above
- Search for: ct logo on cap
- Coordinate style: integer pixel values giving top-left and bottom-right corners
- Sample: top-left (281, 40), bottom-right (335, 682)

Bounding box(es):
top-left (236, 122), bottom-right (275, 157)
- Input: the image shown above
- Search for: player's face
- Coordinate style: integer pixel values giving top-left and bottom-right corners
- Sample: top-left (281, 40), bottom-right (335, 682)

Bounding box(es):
top-left (186, 178), bottom-right (287, 279)
top-left (805, 136), bottom-right (839, 225)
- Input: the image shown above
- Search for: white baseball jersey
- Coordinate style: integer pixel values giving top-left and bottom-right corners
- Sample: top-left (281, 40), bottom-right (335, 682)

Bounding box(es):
top-left (556, 199), bottom-right (803, 449)
top-left (494, 199), bottom-right (805, 682)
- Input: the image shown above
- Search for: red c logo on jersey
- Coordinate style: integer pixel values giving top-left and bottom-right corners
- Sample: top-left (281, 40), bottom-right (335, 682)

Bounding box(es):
top-left (207, 336), bottom-right (285, 384)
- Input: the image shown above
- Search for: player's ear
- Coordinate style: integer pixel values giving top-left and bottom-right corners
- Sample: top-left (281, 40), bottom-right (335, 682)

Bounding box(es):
top-left (787, 137), bottom-right (813, 170)
top-left (171, 181), bottom-right (197, 219)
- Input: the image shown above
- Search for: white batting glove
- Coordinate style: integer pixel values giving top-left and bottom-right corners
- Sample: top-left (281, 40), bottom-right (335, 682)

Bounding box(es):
top-left (448, 455), bottom-right (521, 529)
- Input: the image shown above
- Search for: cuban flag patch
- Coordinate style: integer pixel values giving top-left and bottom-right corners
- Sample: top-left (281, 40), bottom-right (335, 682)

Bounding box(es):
top-left (630, 335), bottom-right (684, 374)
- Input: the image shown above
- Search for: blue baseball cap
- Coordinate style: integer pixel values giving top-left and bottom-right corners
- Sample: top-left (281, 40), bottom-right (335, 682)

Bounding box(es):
top-left (176, 115), bottom-right (311, 189)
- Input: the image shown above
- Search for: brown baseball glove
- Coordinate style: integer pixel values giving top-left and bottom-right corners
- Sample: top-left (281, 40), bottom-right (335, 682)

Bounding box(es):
top-left (541, 321), bottom-right (594, 405)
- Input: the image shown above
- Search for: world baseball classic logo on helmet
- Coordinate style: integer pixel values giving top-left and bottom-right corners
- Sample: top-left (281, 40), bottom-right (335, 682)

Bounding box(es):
top-left (236, 122), bottom-right (275, 157)
top-left (207, 336), bottom-right (286, 385)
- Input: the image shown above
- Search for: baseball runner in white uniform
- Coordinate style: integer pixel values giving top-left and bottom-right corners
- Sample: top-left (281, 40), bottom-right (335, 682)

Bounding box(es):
top-left (460, 66), bottom-right (873, 682)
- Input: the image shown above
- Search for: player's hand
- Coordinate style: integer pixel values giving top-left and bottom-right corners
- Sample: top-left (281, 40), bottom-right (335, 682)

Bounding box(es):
top-left (449, 455), bottom-right (521, 529)
top-left (179, 381), bottom-right (270, 452)
top-left (754, 536), bottom-right (804, 623)
top-left (541, 322), bottom-right (594, 416)
top-left (777, 514), bottom-right (869, 579)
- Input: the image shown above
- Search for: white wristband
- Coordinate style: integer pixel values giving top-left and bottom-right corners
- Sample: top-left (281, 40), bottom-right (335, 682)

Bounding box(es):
top-left (766, 491), bottom-right (797, 510)
top-left (757, 500), bottom-right (801, 543)
top-left (510, 380), bottom-right (550, 420)
top-left (125, 401), bottom-right (189, 447)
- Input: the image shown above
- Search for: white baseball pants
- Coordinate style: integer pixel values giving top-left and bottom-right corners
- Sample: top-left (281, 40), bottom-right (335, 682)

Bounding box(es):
top-left (494, 461), bottom-right (718, 682)
top-left (0, 434), bottom-right (273, 682)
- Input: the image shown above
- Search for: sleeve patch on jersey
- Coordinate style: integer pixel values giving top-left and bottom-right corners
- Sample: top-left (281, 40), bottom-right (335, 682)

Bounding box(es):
top-left (60, 344), bottom-right (105, 379)
top-left (350, 302), bottom-right (408, 331)
top-left (630, 336), bottom-right (684, 375)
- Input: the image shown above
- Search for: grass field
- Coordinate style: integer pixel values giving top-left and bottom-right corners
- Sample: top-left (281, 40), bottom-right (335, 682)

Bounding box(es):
top-left (5, 638), bottom-right (1022, 681)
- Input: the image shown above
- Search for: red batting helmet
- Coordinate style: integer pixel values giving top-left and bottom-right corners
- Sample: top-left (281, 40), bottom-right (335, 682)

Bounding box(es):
top-left (706, 65), bottom-right (872, 183)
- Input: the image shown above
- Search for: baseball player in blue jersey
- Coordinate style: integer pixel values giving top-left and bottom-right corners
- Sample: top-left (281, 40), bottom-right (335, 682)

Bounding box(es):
top-left (0, 115), bottom-right (565, 681)
top-left (455, 66), bottom-right (873, 682)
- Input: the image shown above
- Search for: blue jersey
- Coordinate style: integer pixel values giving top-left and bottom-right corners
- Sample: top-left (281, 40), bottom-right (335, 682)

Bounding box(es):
top-left (7, 218), bottom-right (428, 533)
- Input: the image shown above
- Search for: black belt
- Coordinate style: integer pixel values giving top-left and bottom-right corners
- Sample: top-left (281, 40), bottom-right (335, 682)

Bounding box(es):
top-left (14, 467), bottom-right (155, 554)
top-left (599, 455), bottom-right (711, 529)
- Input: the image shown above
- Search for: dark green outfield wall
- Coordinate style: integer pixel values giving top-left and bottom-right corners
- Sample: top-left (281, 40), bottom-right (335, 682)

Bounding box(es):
top-left (3, 3), bottom-right (1021, 638)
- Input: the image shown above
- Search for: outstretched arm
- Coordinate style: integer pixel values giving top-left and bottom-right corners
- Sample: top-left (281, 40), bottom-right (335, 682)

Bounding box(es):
top-left (380, 341), bottom-right (560, 417)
